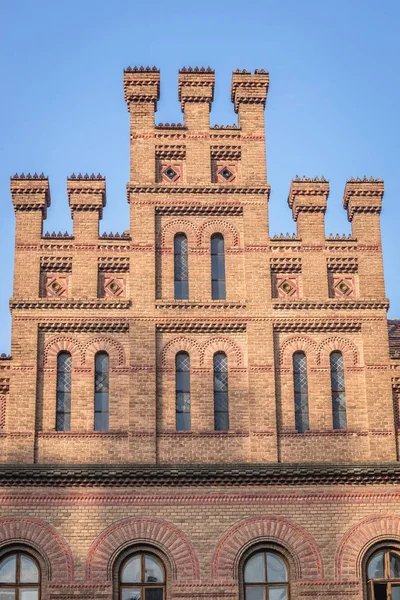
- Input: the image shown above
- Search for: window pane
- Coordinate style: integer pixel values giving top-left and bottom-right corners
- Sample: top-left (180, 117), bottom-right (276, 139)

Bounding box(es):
top-left (391, 553), bottom-right (400, 578)
top-left (94, 413), bottom-right (109, 431)
top-left (266, 554), bottom-right (287, 583)
top-left (373, 583), bottom-right (387, 600)
top-left (268, 587), bottom-right (287, 600)
top-left (95, 392), bottom-right (109, 411)
top-left (368, 552), bottom-right (384, 579)
top-left (392, 585), bottom-right (400, 600)
top-left (176, 371), bottom-right (190, 391)
top-left (122, 588), bottom-right (141, 600)
top-left (20, 556), bottom-right (39, 583)
top-left (211, 235), bottom-right (224, 254)
top-left (176, 393), bottom-right (191, 413)
top-left (176, 413), bottom-right (191, 431)
top-left (214, 372), bottom-right (228, 392)
top-left (245, 586), bottom-right (264, 600)
top-left (121, 555), bottom-right (141, 583)
top-left (212, 255), bottom-right (226, 279)
top-left (0, 591), bottom-right (15, 600)
top-left (0, 555), bottom-right (16, 583)
top-left (95, 352), bottom-right (109, 372)
top-left (212, 281), bottom-right (226, 300)
top-left (19, 590), bottom-right (38, 600)
top-left (145, 555), bottom-right (164, 583)
top-left (145, 589), bottom-right (163, 600)
top-left (174, 281), bottom-right (188, 300)
top-left (214, 392), bottom-right (228, 412)
top-left (244, 553), bottom-right (265, 583)
top-left (214, 412), bottom-right (229, 431)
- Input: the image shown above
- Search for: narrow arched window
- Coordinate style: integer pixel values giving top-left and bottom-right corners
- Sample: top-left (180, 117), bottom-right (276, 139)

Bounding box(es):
top-left (293, 352), bottom-right (309, 433)
top-left (120, 552), bottom-right (165, 600)
top-left (367, 548), bottom-right (400, 599)
top-left (174, 233), bottom-right (189, 300)
top-left (0, 552), bottom-right (40, 598)
top-left (214, 352), bottom-right (229, 431)
top-left (56, 351), bottom-right (72, 431)
top-left (94, 352), bottom-right (109, 431)
top-left (330, 351), bottom-right (347, 430)
top-left (176, 352), bottom-right (190, 431)
top-left (244, 550), bottom-right (289, 600)
top-left (211, 233), bottom-right (226, 300)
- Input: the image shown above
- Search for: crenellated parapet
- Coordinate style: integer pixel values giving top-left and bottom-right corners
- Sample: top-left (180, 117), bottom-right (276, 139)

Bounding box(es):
top-left (343, 176), bottom-right (384, 220)
top-left (178, 67), bottom-right (215, 110)
top-left (288, 176), bottom-right (329, 242)
top-left (123, 66), bottom-right (160, 110)
top-left (230, 69), bottom-right (270, 113)
top-left (10, 173), bottom-right (50, 217)
top-left (67, 173), bottom-right (106, 218)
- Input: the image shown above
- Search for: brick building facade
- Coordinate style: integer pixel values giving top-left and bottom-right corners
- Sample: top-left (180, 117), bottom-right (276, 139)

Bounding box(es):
top-left (0, 66), bottom-right (400, 599)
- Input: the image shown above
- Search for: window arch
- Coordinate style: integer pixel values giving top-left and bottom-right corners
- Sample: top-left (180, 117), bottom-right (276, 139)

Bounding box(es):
top-left (244, 550), bottom-right (289, 600)
top-left (176, 352), bottom-right (191, 431)
top-left (330, 351), bottom-right (347, 430)
top-left (293, 352), bottom-right (309, 433)
top-left (119, 552), bottom-right (165, 600)
top-left (214, 352), bottom-right (229, 431)
top-left (0, 551), bottom-right (40, 598)
top-left (95, 351), bottom-right (109, 431)
top-left (56, 351), bottom-right (72, 431)
top-left (211, 233), bottom-right (226, 300)
top-left (174, 233), bottom-right (189, 300)
top-left (366, 548), bottom-right (400, 599)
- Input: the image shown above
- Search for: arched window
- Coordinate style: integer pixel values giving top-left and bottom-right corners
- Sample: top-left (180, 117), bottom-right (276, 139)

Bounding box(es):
top-left (176, 352), bottom-right (190, 431)
top-left (174, 233), bottom-right (189, 300)
top-left (330, 351), bottom-right (347, 430)
top-left (293, 352), bottom-right (309, 433)
top-left (214, 352), bottom-right (229, 431)
top-left (95, 352), bottom-right (109, 431)
top-left (244, 550), bottom-right (289, 600)
top-left (211, 234), bottom-right (226, 300)
top-left (366, 548), bottom-right (400, 599)
top-left (119, 552), bottom-right (165, 600)
top-left (0, 552), bottom-right (40, 598)
top-left (56, 351), bottom-right (72, 431)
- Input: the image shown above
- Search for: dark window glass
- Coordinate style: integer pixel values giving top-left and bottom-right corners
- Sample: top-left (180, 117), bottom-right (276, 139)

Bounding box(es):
top-left (211, 234), bottom-right (226, 300)
top-left (95, 352), bottom-right (109, 431)
top-left (367, 549), bottom-right (400, 599)
top-left (0, 552), bottom-right (40, 599)
top-left (176, 352), bottom-right (190, 431)
top-left (56, 352), bottom-right (72, 431)
top-left (174, 234), bottom-right (189, 300)
top-left (214, 352), bottom-right (229, 431)
top-left (330, 351), bottom-right (347, 430)
top-left (244, 551), bottom-right (288, 600)
top-left (293, 352), bottom-right (309, 433)
top-left (120, 553), bottom-right (165, 600)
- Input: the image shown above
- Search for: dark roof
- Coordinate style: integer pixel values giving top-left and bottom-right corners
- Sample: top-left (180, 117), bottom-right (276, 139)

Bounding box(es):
top-left (388, 319), bottom-right (400, 358)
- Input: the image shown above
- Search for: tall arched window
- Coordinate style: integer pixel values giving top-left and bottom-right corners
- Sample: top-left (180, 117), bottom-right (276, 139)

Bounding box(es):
top-left (366, 548), bottom-right (400, 599)
top-left (330, 351), bottom-right (347, 430)
top-left (119, 552), bottom-right (165, 600)
top-left (56, 351), bottom-right (72, 431)
top-left (174, 233), bottom-right (189, 300)
top-left (293, 352), bottom-right (309, 433)
top-left (95, 352), bottom-right (109, 431)
top-left (176, 352), bottom-right (190, 431)
top-left (211, 234), bottom-right (226, 300)
top-left (0, 552), bottom-right (40, 598)
top-left (244, 550), bottom-right (289, 600)
top-left (214, 352), bottom-right (229, 431)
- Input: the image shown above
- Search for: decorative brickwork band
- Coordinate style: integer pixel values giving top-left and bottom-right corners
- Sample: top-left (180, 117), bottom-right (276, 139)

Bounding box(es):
top-left (178, 68), bottom-right (215, 110)
top-left (123, 67), bottom-right (160, 109)
top-left (288, 177), bottom-right (329, 220)
top-left (67, 176), bottom-right (106, 217)
top-left (0, 517), bottom-right (73, 581)
top-left (86, 517), bottom-right (200, 581)
top-left (211, 516), bottom-right (323, 580)
top-left (343, 177), bottom-right (384, 220)
top-left (231, 70), bottom-right (270, 113)
top-left (10, 174), bottom-right (50, 216)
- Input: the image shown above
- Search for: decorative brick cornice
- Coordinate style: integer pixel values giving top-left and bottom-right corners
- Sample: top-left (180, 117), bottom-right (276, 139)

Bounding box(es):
top-left (40, 256), bottom-right (72, 272)
top-left (10, 173), bottom-right (51, 217)
top-left (155, 145), bottom-right (186, 160)
top-left (10, 299), bottom-right (130, 310)
top-left (155, 302), bottom-right (246, 310)
top-left (156, 322), bottom-right (246, 333)
top-left (270, 257), bottom-right (302, 273)
top-left (210, 145), bottom-right (241, 160)
top-left (38, 321), bottom-right (129, 333)
top-left (288, 176), bottom-right (329, 220)
top-left (178, 68), bottom-right (215, 110)
top-left (231, 70), bottom-right (270, 113)
top-left (343, 177), bottom-right (384, 220)
top-left (67, 176), bottom-right (106, 217)
top-left (98, 256), bottom-right (129, 272)
top-left (128, 184), bottom-right (270, 196)
top-left (273, 319), bottom-right (361, 332)
top-left (327, 256), bottom-right (358, 273)
top-left (272, 299), bottom-right (389, 310)
top-left (155, 205), bottom-right (243, 216)
top-left (123, 67), bottom-right (160, 109)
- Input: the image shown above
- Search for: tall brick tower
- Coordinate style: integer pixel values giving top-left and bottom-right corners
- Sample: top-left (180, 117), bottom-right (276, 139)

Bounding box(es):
top-left (0, 66), bottom-right (399, 600)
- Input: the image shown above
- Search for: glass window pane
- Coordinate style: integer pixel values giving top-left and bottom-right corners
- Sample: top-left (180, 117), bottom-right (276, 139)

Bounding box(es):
top-left (212, 281), bottom-right (226, 300)
top-left (174, 281), bottom-right (188, 300)
top-left (121, 555), bottom-right (141, 583)
top-left (145, 555), bottom-right (164, 583)
top-left (392, 585), bottom-right (400, 600)
top-left (214, 392), bottom-right (228, 412)
top-left (266, 554), bottom-right (287, 583)
top-left (268, 587), bottom-right (287, 600)
top-left (122, 588), bottom-right (141, 600)
top-left (20, 556), bottom-right (39, 583)
top-left (368, 552), bottom-right (385, 579)
top-left (176, 393), bottom-right (190, 413)
top-left (373, 583), bottom-right (387, 600)
top-left (0, 555), bottom-right (16, 583)
top-left (145, 589), bottom-right (163, 600)
top-left (245, 586), bottom-right (264, 600)
top-left (212, 255), bottom-right (226, 279)
top-left (244, 553), bottom-right (265, 583)
top-left (176, 413), bottom-right (191, 431)
top-left (0, 591), bottom-right (15, 600)
top-left (94, 413), bottom-right (109, 431)
top-left (211, 235), bottom-right (224, 254)
top-left (19, 590), bottom-right (38, 600)
top-left (95, 393), bottom-right (109, 411)
top-left (391, 553), bottom-right (400, 578)
top-left (95, 352), bottom-right (109, 372)
top-left (214, 412), bottom-right (229, 431)
top-left (176, 371), bottom-right (190, 391)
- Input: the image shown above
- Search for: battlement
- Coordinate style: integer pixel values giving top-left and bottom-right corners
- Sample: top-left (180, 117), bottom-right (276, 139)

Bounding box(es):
top-left (10, 173), bottom-right (50, 217)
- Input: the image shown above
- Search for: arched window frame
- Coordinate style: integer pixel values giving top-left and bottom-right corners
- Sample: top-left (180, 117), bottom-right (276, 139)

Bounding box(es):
top-left (0, 549), bottom-right (41, 598)
top-left (241, 547), bottom-right (290, 600)
top-left (56, 351), bottom-right (72, 432)
top-left (115, 548), bottom-right (167, 600)
top-left (293, 351), bottom-right (309, 433)
top-left (174, 233), bottom-right (189, 300)
top-left (94, 351), bottom-right (109, 431)
top-left (330, 351), bottom-right (347, 430)
top-left (175, 352), bottom-right (191, 431)
top-left (365, 545), bottom-right (400, 599)
top-left (211, 233), bottom-right (226, 300)
top-left (213, 352), bottom-right (229, 431)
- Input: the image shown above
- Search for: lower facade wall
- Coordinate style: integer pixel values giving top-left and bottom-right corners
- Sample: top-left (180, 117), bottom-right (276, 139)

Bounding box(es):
top-left (0, 482), bottom-right (399, 599)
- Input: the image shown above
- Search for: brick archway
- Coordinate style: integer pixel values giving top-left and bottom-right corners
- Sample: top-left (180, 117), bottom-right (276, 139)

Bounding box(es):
top-left (0, 518), bottom-right (73, 581)
top-left (86, 518), bottom-right (200, 582)
top-left (212, 516), bottom-right (323, 580)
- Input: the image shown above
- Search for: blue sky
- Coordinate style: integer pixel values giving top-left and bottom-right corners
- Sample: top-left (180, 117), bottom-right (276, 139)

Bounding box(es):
top-left (0, 0), bottom-right (399, 352)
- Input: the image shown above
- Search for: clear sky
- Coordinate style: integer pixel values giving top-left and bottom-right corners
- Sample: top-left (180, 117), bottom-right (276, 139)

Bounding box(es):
top-left (0, 0), bottom-right (399, 352)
